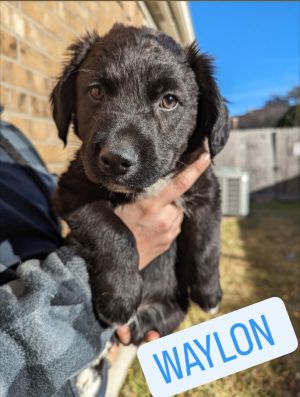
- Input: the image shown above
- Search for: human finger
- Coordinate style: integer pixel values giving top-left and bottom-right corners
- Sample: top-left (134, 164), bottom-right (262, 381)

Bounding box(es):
top-left (116, 325), bottom-right (131, 345)
top-left (157, 216), bottom-right (183, 249)
top-left (153, 152), bottom-right (210, 208)
top-left (144, 330), bottom-right (160, 342)
top-left (155, 209), bottom-right (184, 237)
top-left (154, 204), bottom-right (183, 230)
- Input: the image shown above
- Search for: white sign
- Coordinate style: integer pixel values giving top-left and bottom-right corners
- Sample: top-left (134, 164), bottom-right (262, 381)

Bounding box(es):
top-left (137, 297), bottom-right (298, 397)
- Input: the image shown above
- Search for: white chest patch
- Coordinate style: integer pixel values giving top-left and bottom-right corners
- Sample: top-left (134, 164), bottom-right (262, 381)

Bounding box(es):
top-left (142, 176), bottom-right (172, 197)
top-left (138, 175), bottom-right (187, 212)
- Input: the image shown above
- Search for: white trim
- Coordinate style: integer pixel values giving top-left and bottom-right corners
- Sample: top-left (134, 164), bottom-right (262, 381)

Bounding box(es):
top-left (169, 1), bottom-right (195, 45)
top-left (137, 1), bottom-right (157, 29)
top-left (139, 1), bottom-right (195, 46)
top-left (146, 2), bottom-right (181, 42)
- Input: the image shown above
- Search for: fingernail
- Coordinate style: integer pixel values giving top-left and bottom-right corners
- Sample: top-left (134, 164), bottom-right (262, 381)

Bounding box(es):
top-left (146, 331), bottom-right (160, 342)
top-left (199, 152), bottom-right (210, 163)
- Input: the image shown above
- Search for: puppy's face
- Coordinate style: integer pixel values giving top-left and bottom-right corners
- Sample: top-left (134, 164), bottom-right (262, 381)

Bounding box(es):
top-left (51, 25), bottom-right (229, 193)
top-left (76, 33), bottom-right (198, 192)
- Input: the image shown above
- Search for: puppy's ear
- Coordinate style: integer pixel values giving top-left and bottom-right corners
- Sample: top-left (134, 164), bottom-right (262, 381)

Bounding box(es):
top-left (187, 42), bottom-right (229, 157)
top-left (50, 31), bottom-right (100, 144)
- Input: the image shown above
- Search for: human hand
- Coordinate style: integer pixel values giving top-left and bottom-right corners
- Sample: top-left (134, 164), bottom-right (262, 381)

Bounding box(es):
top-left (115, 152), bottom-right (211, 345)
top-left (116, 325), bottom-right (160, 345)
top-left (115, 152), bottom-right (211, 270)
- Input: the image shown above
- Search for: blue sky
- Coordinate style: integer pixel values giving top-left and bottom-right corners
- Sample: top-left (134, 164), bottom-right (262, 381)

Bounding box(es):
top-left (189, 1), bottom-right (300, 116)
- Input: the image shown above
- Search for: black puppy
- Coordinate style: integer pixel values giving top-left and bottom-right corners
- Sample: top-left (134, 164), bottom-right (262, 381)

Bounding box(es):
top-left (51, 24), bottom-right (229, 344)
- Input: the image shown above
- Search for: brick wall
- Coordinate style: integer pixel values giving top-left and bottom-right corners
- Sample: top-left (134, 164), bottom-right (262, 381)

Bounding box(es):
top-left (0, 1), bottom-right (148, 174)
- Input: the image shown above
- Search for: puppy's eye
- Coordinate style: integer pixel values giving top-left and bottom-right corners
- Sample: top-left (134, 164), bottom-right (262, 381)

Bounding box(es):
top-left (160, 94), bottom-right (178, 110)
top-left (89, 86), bottom-right (104, 101)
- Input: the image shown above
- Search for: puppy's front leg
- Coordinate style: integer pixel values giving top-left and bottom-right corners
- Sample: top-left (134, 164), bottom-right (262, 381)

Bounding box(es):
top-left (66, 201), bottom-right (143, 325)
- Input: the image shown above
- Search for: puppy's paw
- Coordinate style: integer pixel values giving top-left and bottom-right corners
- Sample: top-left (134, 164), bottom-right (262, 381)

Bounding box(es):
top-left (128, 308), bottom-right (164, 345)
top-left (208, 304), bottom-right (220, 314)
top-left (128, 313), bottom-right (159, 345)
top-left (190, 285), bottom-right (222, 314)
top-left (94, 296), bottom-right (137, 326)
top-left (92, 275), bottom-right (143, 326)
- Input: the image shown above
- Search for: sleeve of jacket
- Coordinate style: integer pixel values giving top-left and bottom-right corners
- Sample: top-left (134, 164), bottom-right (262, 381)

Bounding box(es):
top-left (0, 246), bottom-right (113, 397)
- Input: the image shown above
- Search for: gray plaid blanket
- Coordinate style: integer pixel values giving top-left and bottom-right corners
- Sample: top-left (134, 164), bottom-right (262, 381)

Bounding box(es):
top-left (0, 246), bottom-right (114, 397)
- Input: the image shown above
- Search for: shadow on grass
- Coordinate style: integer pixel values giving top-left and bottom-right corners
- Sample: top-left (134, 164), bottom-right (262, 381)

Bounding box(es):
top-left (120, 201), bottom-right (300, 397)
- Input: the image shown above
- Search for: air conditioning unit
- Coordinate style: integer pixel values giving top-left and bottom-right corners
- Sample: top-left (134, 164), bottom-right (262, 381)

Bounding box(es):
top-left (214, 167), bottom-right (250, 216)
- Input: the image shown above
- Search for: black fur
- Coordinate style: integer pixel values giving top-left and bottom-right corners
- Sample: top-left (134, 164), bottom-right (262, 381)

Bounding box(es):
top-left (50, 24), bottom-right (229, 344)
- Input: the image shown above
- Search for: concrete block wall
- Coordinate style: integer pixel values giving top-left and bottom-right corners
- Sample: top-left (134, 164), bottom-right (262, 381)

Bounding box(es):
top-left (0, 1), bottom-right (148, 174)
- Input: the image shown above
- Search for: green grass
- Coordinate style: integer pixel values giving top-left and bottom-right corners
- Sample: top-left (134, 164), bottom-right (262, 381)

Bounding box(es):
top-left (120, 201), bottom-right (300, 397)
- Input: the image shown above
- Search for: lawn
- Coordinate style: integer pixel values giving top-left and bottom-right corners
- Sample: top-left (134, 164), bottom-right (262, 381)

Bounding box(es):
top-left (120, 201), bottom-right (300, 397)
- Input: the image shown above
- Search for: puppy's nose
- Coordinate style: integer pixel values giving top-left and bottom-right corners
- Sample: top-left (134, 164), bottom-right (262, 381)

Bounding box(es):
top-left (99, 147), bottom-right (137, 175)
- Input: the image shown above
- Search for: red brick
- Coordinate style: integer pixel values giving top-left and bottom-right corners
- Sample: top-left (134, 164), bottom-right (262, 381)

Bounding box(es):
top-left (20, 41), bottom-right (60, 77)
top-left (0, 58), bottom-right (52, 96)
top-left (34, 143), bottom-right (73, 164)
top-left (0, 2), bottom-right (25, 36)
top-left (0, 29), bottom-right (18, 59)
top-left (0, 86), bottom-right (30, 114)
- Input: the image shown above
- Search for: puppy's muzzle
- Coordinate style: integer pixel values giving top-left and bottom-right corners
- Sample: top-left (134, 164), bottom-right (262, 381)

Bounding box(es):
top-left (99, 146), bottom-right (138, 177)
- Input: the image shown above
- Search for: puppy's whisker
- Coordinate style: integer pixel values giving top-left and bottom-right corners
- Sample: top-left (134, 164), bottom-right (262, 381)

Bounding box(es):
top-left (78, 68), bottom-right (101, 75)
